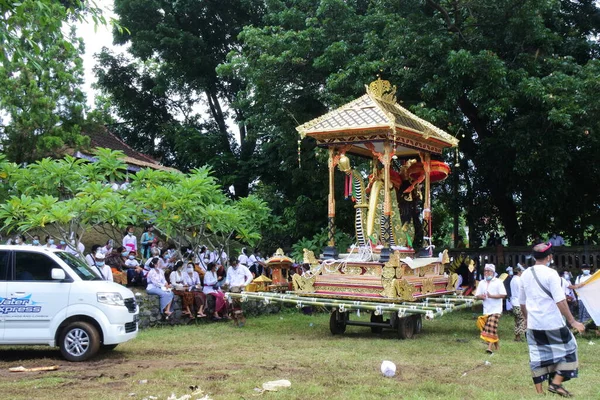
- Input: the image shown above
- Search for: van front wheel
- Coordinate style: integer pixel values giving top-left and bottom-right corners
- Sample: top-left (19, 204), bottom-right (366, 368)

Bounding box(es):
top-left (59, 321), bottom-right (100, 362)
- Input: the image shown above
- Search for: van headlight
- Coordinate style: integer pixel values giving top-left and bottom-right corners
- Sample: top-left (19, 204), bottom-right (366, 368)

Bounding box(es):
top-left (97, 292), bottom-right (125, 306)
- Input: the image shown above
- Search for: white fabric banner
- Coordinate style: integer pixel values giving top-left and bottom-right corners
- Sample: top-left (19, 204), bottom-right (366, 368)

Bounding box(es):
top-left (577, 271), bottom-right (600, 325)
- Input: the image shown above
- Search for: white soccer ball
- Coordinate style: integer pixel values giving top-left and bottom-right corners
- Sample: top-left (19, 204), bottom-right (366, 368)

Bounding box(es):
top-left (380, 360), bottom-right (396, 377)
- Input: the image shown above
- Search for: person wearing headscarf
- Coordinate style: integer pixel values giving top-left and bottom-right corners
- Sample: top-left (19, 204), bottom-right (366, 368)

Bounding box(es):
top-left (475, 263), bottom-right (507, 354)
top-left (519, 243), bottom-right (585, 396)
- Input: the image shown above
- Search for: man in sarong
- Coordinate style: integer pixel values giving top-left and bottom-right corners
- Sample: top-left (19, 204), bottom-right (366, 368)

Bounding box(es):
top-left (510, 264), bottom-right (526, 341)
top-left (519, 243), bottom-right (585, 396)
top-left (475, 264), bottom-right (506, 354)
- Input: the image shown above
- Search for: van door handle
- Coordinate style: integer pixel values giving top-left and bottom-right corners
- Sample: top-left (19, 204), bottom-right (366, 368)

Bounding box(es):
top-left (10, 292), bottom-right (26, 296)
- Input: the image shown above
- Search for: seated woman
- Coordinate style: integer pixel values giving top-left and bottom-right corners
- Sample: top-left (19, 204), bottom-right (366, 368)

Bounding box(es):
top-left (183, 262), bottom-right (207, 318)
top-left (105, 246), bottom-right (128, 285)
top-left (169, 260), bottom-right (195, 318)
top-left (146, 257), bottom-right (174, 319)
top-left (203, 262), bottom-right (228, 320)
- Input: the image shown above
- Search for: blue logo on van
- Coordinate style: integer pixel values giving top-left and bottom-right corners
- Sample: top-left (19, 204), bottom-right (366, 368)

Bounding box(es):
top-left (0, 295), bottom-right (42, 314)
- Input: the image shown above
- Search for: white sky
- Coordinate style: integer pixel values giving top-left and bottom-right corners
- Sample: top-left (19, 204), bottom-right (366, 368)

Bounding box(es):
top-left (76, 0), bottom-right (122, 108)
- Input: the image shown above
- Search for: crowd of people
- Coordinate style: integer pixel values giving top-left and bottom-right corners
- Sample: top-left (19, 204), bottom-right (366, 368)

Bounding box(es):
top-left (473, 242), bottom-right (593, 397)
top-left (5, 226), bottom-right (274, 322)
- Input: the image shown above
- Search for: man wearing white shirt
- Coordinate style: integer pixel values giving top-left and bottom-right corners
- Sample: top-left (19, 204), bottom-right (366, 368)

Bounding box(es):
top-left (519, 243), bottom-right (585, 397)
top-left (475, 264), bottom-right (507, 354)
top-left (237, 247), bottom-right (250, 267)
top-left (225, 258), bottom-right (253, 290)
top-left (510, 264), bottom-right (526, 341)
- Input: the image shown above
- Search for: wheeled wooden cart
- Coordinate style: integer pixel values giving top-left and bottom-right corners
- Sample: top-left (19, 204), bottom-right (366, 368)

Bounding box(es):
top-left (227, 291), bottom-right (481, 339)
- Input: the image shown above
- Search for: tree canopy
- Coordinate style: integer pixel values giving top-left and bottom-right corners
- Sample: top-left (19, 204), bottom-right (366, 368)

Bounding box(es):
top-left (87, 0), bottom-right (600, 248)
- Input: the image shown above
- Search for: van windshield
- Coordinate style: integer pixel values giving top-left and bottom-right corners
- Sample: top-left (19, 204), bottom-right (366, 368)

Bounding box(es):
top-left (56, 252), bottom-right (101, 281)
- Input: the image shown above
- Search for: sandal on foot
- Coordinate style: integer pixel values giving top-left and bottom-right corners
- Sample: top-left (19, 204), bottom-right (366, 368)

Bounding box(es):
top-left (485, 349), bottom-right (493, 354)
top-left (548, 383), bottom-right (572, 398)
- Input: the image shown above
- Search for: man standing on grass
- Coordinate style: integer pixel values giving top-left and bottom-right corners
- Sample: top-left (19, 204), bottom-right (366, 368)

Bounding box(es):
top-left (519, 243), bottom-right (585, 397)
top-left (475, 264), bottom-right (506, 354)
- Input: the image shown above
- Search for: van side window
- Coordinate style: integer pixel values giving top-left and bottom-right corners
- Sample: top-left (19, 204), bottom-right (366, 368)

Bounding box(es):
top-left (15, 252), bottom-right (61, 281)
top-left (0, 250), bottom-right (9, 280)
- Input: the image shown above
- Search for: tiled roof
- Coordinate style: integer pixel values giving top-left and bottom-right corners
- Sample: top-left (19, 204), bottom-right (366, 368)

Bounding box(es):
top-left (78, 128), bottom-right (179, 173)
top-left (296, 80), bottom-right (458, 149)
top-left (85, 127), bottom-right (158, 164)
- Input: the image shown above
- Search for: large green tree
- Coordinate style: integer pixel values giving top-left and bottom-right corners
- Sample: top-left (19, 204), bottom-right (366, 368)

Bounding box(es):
top-left (223, 0), bottom-right (600, 246)
top-left (94, 0), bottom-right (266, 197)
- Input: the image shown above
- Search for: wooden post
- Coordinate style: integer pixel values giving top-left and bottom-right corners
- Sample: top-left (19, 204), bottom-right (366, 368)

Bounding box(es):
top-left (380, 141), bottom-right (392, 262)
top-left (422, 152), bottom-right (432, 256)
top-left (324, 147), bottom-right (338, 259)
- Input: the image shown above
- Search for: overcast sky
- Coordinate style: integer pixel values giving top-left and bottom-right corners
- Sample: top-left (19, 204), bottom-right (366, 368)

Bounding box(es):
top-left (76, 0), bottom-right (122, 108)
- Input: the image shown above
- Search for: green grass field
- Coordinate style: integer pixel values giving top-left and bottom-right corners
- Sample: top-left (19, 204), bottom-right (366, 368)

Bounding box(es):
top-left (0, 308), bottom-right (598, 400)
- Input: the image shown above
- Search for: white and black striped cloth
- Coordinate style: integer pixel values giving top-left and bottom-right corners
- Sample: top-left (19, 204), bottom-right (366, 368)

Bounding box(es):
top-left (527, 326), bottom-right (579, 384)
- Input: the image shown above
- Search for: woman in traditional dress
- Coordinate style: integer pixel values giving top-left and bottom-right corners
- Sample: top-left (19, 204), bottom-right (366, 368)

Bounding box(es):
top-left (146, 257), bottom-right (174, 319)
top-left (203, 262), bottom-right (228, 320)
top-left (475, 264), bottom-right (507, 353)
top-left (169, 260), bottom-right (195, 318)
top-left (184, 262), bottom-right (207, 318)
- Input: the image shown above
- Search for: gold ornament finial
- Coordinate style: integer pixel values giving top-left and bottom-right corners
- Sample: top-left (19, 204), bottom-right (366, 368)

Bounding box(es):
top-left (337, 154), bottom-right (351, 173)
top-left (368, 78), bottom-right (397, 103)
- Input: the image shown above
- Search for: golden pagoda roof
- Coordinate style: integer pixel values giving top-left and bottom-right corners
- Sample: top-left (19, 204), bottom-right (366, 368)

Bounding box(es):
top-left (253, 275), bottom-right (273, 283)
top-left (296, 79), bottom-right (458, 156)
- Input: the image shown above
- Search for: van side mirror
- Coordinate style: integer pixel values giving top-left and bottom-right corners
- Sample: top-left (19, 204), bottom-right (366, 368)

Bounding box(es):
top-left (51, 268), bottom-right (66, 280)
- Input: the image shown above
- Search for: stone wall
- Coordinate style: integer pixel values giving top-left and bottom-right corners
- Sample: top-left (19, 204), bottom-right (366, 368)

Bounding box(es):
top-left (132, 289), bottom-right (283, 329)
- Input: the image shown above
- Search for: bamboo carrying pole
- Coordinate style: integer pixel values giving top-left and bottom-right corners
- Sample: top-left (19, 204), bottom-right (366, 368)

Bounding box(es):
top-left (227, 291), bottom-right (482, 320)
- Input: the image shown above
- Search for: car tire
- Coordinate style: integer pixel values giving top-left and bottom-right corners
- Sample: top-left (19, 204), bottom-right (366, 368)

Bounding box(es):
top-left (59, 321), bottom-right (101, 362)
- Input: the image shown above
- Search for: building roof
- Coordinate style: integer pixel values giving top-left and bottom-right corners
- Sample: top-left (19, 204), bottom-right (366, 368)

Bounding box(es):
top-left (296, 79), bottom-right (458, 156)
top-left (77, 127), bottom-right (179, 173)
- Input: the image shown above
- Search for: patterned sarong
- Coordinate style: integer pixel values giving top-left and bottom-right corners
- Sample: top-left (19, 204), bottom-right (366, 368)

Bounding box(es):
top-left (527, 326), bottom-right (579, 384)
top-left (477, 313), bottom-right (501, 343)
top-left (512, 306), bottom-right (526, 336)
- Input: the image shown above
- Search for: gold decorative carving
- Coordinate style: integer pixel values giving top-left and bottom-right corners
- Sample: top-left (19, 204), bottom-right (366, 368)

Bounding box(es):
top-left (441, 249), bottom-right (450, 265)
top-left (303, 249), bottom-right (319, 268)
top-left (395, 266), bottom-right (404, 279)
top-left (418, 264), bottom-right (437, 277)
top-left (446, 273), bottom-right (458, 291)
top-left (368, 78), bottom-right (397, 103)
top-left (382, 266), bottom-right (396, 280)
top-left (382, 277), bottom-right (397, 298)
top-left (292, 273), bottom-right (316, 293)
top-left (363, 265), bottom-right (382, 276)
top-left (342, 265), bottom-right (363, 275)
top-left (394, 278), bottom-right (416, 301)
top-left (421, 278), bottom-right (435, 295)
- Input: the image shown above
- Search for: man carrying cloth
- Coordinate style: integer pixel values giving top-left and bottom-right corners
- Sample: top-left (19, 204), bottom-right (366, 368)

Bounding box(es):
top-left (475, 263), bottom-right (506, 354)
top-left (519, 243), bottom-right (585, 397)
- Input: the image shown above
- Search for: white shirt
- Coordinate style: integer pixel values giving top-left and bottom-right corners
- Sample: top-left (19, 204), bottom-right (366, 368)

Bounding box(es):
top-left (238, 253), bottom-right (250, 266)
top-left (123, 234), bottom-right (137, 251)
top-left (510, 275), bottom-right (522, 306)
top-left (184, 271), bottom-right (201, 288)
top-left (475, 277), bottom-right (506, 315)
top-left (203, 271), bottom-right (219, 294)
top-left (574, 274), bottom-right (592, 296)
top-left (100, 264), bottom-right (113, 282)
top-left (84, 254), bottom-right (95, 267)
top-left (66, 241), bottom-right (85, 257)
top-left (169, 270), bottom-right (186, 286)
top-left (519, 265), bottom-right (566, 330)
top-left (226, 265), bottom-right (253, 287)
top-left (213, 250), bottom-right (227, 265)
top-left (196, 251), bottom-right (213, 271)
top-left (125, 259), bottom-right (140, 268)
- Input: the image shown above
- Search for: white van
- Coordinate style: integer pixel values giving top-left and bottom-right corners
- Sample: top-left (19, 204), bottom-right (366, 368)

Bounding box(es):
top-left (0, 245), bottom-right (139, 361)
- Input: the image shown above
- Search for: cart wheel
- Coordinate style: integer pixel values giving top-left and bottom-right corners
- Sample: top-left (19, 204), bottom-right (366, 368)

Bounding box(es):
top-left (370, 313), bottom-right (384, 333)
top-left (397, 316), bottom-right (415, 340)
top-left (329, 309), bottom-right (347, 335)
top-left (412, 314), bottom-right (422, 334)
